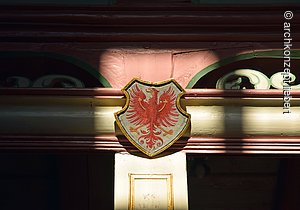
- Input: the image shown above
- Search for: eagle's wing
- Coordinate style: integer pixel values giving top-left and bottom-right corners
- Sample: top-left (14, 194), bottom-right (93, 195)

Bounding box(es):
top-left (126, 85), bottom-right (149, 126)
top-left (157, 87), bottom-right (179, 127)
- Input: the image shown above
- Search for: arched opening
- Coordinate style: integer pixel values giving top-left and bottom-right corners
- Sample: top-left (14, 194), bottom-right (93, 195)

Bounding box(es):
top-left (0, 51), bottom-right (112, 88)
top-left (187, 50), bottom-right (300, 89)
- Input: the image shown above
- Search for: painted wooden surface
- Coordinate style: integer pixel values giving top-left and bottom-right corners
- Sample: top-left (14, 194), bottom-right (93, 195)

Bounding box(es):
top-left (0, 89), bottom-right (300, 155)
top-left (0, 5), bottom-right (299, 88)
top-left (0, 5), bottom-right (299, 43)
top-left (1, 47), bottom-right (299, 89)
top-left (115, 152), bottom-right (188, 210)
top-left (1, 98), bottom-right (300, 137)
top-left (0, 3), bottom-right (299, 210)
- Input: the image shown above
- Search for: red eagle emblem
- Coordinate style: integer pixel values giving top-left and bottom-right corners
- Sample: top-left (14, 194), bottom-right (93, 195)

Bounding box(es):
top-left (115, 79), bottom-right (190, 157)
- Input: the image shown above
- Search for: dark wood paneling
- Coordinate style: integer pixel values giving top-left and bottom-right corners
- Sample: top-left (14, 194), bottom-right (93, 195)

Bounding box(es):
top-left (278, 158), bottom-right (300, 210)
top-left (0, 153), bottom-right (114, 210)
top-left (88, 154), bottom-right (114, 210)
top-left (0, 154), bottom-right (59, 210)
top-left (187, 156), bottom-right (280, 210)
top-left (58, 153), bottom-right (114, 210)
top-left (58, 155), bottom-right (89, 210)
top-left (0, 6), bottom-right (299, 42)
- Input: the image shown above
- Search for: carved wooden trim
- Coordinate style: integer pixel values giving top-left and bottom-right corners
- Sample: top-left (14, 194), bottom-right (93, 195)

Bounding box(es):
top-left (216, 70), bottom-right (300, 90)
top-left (1, 88), bottom-right (300, 97)
top-left (1, 135), bottom-right (300, 155)
top-left (0, 88), bottom-right (300, 155)
top-left (0, 6), bottom-right (299, 42)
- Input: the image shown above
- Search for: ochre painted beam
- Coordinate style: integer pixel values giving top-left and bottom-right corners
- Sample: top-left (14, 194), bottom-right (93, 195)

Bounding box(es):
top-left (0, 89), bottom-right (300, 155)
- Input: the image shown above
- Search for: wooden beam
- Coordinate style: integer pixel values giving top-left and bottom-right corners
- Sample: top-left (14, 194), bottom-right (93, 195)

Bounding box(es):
top-left (0, 6), bottom-right (299, 42)
top-left (0, 89), bottom-right (300, 154)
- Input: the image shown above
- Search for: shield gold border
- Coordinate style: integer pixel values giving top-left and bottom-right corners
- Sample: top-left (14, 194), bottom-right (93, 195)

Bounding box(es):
top-left (114, 78), bottom-right (191, 157)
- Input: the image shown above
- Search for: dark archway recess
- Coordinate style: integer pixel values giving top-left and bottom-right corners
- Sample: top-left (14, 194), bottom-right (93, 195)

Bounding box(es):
top-left (192, 58), bottom-right (300, 89)
top-left (0, 52), bottom-right (107, 88)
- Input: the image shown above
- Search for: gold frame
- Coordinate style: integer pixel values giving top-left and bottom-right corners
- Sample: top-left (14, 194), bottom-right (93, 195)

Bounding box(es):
top-left (128, 174), bottom-right (174, 210)
top-left (114, 78), bottom-right (191, 157)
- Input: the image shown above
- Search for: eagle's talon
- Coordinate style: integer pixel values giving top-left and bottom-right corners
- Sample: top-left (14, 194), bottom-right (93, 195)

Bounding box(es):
top-left (130, 126), bottom-right (141, 135)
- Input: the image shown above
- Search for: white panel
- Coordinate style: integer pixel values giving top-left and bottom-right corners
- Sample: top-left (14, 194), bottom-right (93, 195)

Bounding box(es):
top-left (129, 174), bottom-right (172, 210)
top-left (114, 152), bottom-right (188, 210)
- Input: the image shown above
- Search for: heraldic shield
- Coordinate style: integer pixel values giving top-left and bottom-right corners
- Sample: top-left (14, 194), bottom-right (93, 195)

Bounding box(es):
top-left (114, 78), bottom-right (190, 157)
